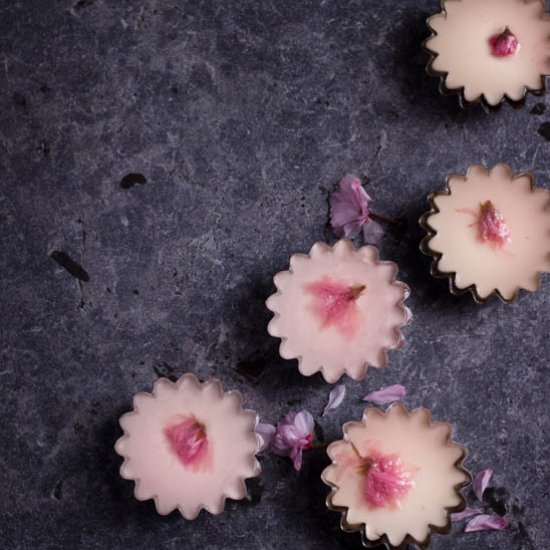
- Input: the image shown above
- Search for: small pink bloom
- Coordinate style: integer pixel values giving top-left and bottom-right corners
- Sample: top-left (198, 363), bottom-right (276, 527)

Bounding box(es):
top-left (306, 277), bottom-right (365, 337)
top-left (323, 384), bottom-right (346, 416)
top-left (451, 507), bottom-right (485, 522)
top-left (330, 174), bottom-right (383, 244)
top-left (255, 422), bottom-right (276, 452)
top-left (363, 384), bottom-right (406, 406)
top-left (362, 449), bottom-right (413, 508)
top-left (489, 28), bottom-right (519, 57)
top-left (465, 514), bottom-right (510, 532)
top-left (271, 411), bottom-right (314, 471)
top-left (164, 415), bottom-right (211, 471)
top-left (478, 201), bottom-right (510, 247)
top-left (473, 468), bottom-right (493, 501)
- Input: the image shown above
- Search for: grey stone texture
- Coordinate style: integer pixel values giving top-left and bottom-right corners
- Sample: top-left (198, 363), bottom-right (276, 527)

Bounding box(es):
top-left (1, 0), bottom-right (549, 548)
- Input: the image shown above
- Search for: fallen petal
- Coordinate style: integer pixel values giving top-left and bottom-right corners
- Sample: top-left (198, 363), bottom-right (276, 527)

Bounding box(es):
top-left (294, 410), bottom-right (315, 437)
top-left (363, 384), bottom-right (406, 406)
top-left (271, 410), bottom-right (314, 459)
top-left (451, 507), bottom-right (484, 522)
top-left (362, 218), bottom-right (384, 244)
top-left (464, 514), bottom-right (509, 532)
top-left (291, 447), bottom-right (304, 471)
top-left (473, 469), bottom-right (493, 501)
top-left (323, 384), bottom-right (346, 416)
top-left (255, 423), bottom-right (276, 452)
top-left (330, 174), bottom-right (370, 239)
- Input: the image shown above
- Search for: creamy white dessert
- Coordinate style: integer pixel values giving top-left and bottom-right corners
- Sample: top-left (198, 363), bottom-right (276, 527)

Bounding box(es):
top-left (115, 374), bottom-right (260, 519)
top-left (421, 164), bottom-right (550, 302)
top-left (425, 0), bottom-right (550, 107)
top-left (322, 404), bottom-right (469, 549)
top-left (266, 239), bottom-right (411, 383)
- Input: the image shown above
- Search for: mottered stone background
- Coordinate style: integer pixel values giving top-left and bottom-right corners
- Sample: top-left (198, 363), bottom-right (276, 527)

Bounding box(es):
top-left (1, 0), bottom-right (549, 548)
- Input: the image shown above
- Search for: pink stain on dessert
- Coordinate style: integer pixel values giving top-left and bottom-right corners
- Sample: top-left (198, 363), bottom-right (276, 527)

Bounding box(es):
top-left (360, 449), bottom-right (414, 509)
top-left (306, 277), bottom-right (366, 337)
top-left (477, 200), bottom-right (510, 247)
top-left (164, 415), bottom-right (213, 472)
top-left (488, 27), bottom-right (519, 57)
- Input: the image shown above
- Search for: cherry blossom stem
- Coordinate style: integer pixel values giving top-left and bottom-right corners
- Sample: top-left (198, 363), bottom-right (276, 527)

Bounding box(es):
top-left (349, 441), bottom-right (364, 460)
top-left (370, 212), bottom-right (400, 225)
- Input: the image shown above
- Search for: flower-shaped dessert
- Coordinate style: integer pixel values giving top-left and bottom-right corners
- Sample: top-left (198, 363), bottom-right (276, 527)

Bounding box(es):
top-left (266, 239), bottom-right (411, 383)
top-left (420, 164), bottom-right (550, 303)
top-left (321, 403), bottom-right (470, 549)
top-left (115, 373), bottom-right (261, 519)
top-left (424, 0), bottom-right (550, 111)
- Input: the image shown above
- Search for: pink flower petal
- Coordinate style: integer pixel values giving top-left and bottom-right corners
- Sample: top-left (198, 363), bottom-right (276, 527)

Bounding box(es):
top-left (473, 469), bottom-right (493, 501)
top-left (255, 422), bottom-right (276, 452)
top-left (330, 174), bottom-right (371, 239)
top-left (362, 218), bottom-right (384, 244)
top-left (363, 384), bottom-right (406, 406)
top-left (363, 450), bottom-right (413, 508)
top-left (271, 410), bottom-right (314, 470)
top-left (164, 415), bottom-right (212, 472)
top-left (478, 201), bottom-right (510, 247)
top-left (464, 514), bottom-right (509, 532)
top-left (294, 410), bottom-right (314, 436)
top-left (451, 507), bottom-right (485, 522)
top-left (306, 278), bottom-right (364, 337)
top-left (291, 447), bottom-right (304, 471)
top-left (323, 384), bottom-right (346, 416)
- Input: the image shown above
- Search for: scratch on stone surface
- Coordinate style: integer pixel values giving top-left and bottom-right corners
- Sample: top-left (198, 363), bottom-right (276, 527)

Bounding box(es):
top-left (367, 129), bottom-right (387, 170)
top-left (77, 218), bottom-right (87, 309)
top-left (3, 56), bottom-right (8, 84)
top-left (189, 229), bottom-right (223, 266)
top-left (531, 144), bottom-right (540, 165)
top-left (51, 479), bottom-right (63, 501)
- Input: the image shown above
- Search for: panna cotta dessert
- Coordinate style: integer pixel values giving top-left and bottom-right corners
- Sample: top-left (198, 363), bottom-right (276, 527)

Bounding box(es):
top-left (322, 403), bottom-right (470, 549)
top-left (424, 0), bottom-right (550, 111)
top-left (266, 239), bottom-right (411, 383)
top-left (115, 373), bottom-right (261, 519)
top-left (420, 164), bottom-right (550, 303)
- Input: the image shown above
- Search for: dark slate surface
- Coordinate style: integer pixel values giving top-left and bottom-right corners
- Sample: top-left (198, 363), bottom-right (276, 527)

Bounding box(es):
top-left (1, 0), bottom-right (549, 548)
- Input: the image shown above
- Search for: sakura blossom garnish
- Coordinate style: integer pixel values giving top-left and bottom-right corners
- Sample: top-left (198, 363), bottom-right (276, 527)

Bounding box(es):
top-left (271, 411), bottom-right (314, 471)
top-left (306, 277), bottom-right (365, 337)
top-left (473, 468), bottom-right (493, 501)
top-left (255, 422), bottom-right (276, 452)
top-left (451, 507), bottom-right (485, 522)
top-left (323, 384), bottom-right (346, 416)
top-left (164, 415), bottom-right (212, 472)
top-left (358, 447), bottom-right (414, 509)
top-left (478, 201), bottom-right (510, 247)
top-left (329, 174), bottom-right (385, 244)
top-left (464, 514), bottom-right (510, 532)
top-left (489, 27), bottom-right (519, 57)
top-left (363, 384), bottom-right (406, 406)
